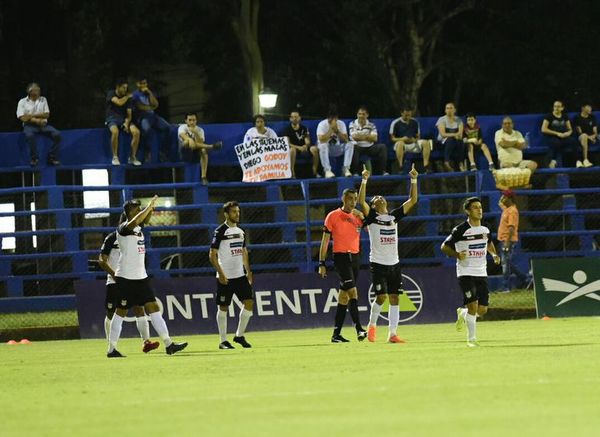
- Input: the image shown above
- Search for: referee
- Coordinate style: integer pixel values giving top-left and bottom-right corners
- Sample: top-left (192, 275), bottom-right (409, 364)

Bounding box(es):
top-left (319, 188), bottom-right (368, 343)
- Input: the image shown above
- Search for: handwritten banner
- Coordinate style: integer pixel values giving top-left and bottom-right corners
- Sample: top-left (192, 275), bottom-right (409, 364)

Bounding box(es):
top-left (235, 137), bottom-right (291, 182)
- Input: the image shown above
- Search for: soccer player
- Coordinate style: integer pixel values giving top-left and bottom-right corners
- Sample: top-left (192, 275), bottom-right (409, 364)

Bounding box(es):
top-left (358, 164), bottom-right (419, 343)
top-left (318, 189), bottom-right (368, 343)
top-left (209, 201), bottom-right (254, 350)
top-left (441, 197), bottom-right (501, 347)
top-left (107, 197), bottom-right (188, 357)
top-left (98, 230), bottom-right (159, 353)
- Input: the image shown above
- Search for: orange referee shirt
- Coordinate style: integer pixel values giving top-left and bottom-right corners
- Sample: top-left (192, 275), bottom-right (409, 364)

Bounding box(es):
top-left (324, 208), bottom-right (363, 254)
top-left (498, 204), bottom-right (519, 242)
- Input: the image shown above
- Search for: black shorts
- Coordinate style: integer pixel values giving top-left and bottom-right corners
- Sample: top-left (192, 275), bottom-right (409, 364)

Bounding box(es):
top-left (458, 276), bottom-right (489, 306)
top-left (333, 253), bottom-right (360, 291)
top-left (115, 277), bottom-right (156, 309)
top-left (216, 276), bottom-right (253, 307)
top-left (370, 262), bottom-right (403, 295)
top-left (105, 283), bottom-right (119, 311)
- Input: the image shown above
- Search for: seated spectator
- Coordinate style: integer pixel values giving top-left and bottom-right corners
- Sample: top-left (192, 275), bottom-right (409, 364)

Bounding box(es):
top-left (105, 78), bottom-right (141, 166)
top-left (178, 112), bottom-right (222, 185)
top-left (541, 100), bottom-right (579, 168)
top-left (464, 113), bottom-right (494, 171)
top-left (494, 117), bottom-right (537, 172)
top-left (132, 77), bottom-right (171, 162)
top-left (572, 103), bottom-right (595, 168)
top-left (316, 109), bottom-right (354, 178)
top-left (280, 111), bottom-right (319, 178)
top-left (389, 106), bottom-right (432, 173)
top-left (16, 82), bottom-right (61, 166)
top-left (349, 106), bottom-right (388, 175)
top-left (243, 114), bottom-right (277, 142)
top-left (436, 102), bottom-right (465, 172)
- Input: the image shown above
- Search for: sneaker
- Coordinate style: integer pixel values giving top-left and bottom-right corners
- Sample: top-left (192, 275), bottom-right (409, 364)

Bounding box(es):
top-left (342, 167), bottom-right (352, 177)
top-left (367, 325), bottom-right (376, 342)
top-left (549, 160), bottom-right (557, 169)
top-left (424, 163), bottom-right (433, 174)
top-left (165, 342), bottom-right (188, 355)
top-left (324, 170), bottom-right (335, 178)
top-left (201, 177), bottom-right (208, 186)
top-left (583, 159), bottom-right (593, 168)
top-left (470, 163), bottom-right (477, 171)
top-left (458, 162), bottom-right (466, 172)
top-left (107, 349), bottom-right (125, 358)
top-left (576, 160), bottom-right (583, 168)
top-left (357, 329), bottom-right (368, 342)
top-left (331, 334), bottom-right (350, 343)
top-left (47, 158), bottom-right (60, 166)
top-left (212, 141), bottom-right (223, 151)
top-left (383, 172), bottom-right (390, 176)
top-left (128, 157), bottom-right (142, 166)
top-left (30, 159), bottom-right (39, 167)
top-left (467, 341), bottom-right (480, 348)
top-left (488, 162), bottom-right (495, 171)
top-left (455, 307), bottom-right (466, 332)
top-left (233, 336), bottom-right (252, 348)
top-left (142, 340), bottom-right (160, 353)
top-left (112, 156), bottom-right (120, 165)
top-left (219, 341), bottom-right (235, 349)
top-left (443, 162), bottom-right (454, 172)
top-left (388, 335), bottom-right (407, 344)
top-left (315, 173), bottom-right (323, 178)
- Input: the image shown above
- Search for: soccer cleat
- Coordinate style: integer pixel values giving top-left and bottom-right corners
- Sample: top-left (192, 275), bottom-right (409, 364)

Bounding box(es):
top-left (331, 334), bottom-right (350, 343)
top-left (166, 342), bottom-right (188, 355)
top-left (233, 336), bottom-right (252, 348)
top-left (219, 341), bottom-right (235, 349)
top-left (112, 156), bottom-right (120, 165)
top-left (367, 325), bottom-right (377, 342)
top-left (107, 349), bottom-right (126, 358)
top-left (357, 329), bottom-right (368, 342)
top-left (455, 307), bottom-right (466, 332)
top-left (467, 341), bottom-right (480, 348)
top-left (388, 335), bottom-right (407, 344)
top-left (142, 340), bottom-right (160, 353)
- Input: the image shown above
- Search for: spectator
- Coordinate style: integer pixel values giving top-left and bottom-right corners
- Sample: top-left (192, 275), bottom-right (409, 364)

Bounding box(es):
top-left (316, 109), bottom-right (354, 178)
top-left (436, 102), bottom-right (465, 172)
top-left (572, 103), bottom-right (595, 168)
top-left (541, 100), bottom-right (578, 168)
top-left (243, 114), bottom-right (277, 143)
top-left (105, 78), bottom-right (141, 166)
top-left (280, 111), bottom-right (319, 178)
top-left (464, 113), bottom-right (494, 171)
top-left (494, 117), bottom-right (537, 172)
top-left (16, 82), bottom-right (61, 166)
top-left (497, 190), bottom-right (529, 292)
top-left (349, 106), bottom-right (388, 175)
top-left (389, 106), bottom-right (432, 174)
top-left (178, 112), bottom-right (223, 185)
top-left (132, 77), bottom-right (172, 162)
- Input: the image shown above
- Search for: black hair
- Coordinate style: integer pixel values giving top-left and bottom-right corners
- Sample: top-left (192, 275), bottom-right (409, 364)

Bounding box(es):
top-left (463, 197), bottom-right (481, 211)
top-left (357, 105), bottom-right (369, 114)
top-left (327, 107), bottom-right (339, 119)
top-left (466, 112), bottom-right (476, 119)
top-left (342, 188), bottom-right (357, 196)
top-left (123, 199), bottom-right (141, 216)
top-left (223, 200), bottom-right (240, 214)
top-left (185, 112), bottom-right (197, 119)
top-left (253, 114), bottom-right (265, 123)
top-left (115, 78), bottom-right (128, 87)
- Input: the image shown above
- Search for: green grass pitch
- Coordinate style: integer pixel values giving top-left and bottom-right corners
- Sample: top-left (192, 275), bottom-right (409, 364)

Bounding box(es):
top-left (2, 318), bottom-right (600, 436)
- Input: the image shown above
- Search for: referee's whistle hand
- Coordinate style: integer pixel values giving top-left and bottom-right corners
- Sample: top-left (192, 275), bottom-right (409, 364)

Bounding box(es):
top-left (318, 266), bottom-right (327, 278)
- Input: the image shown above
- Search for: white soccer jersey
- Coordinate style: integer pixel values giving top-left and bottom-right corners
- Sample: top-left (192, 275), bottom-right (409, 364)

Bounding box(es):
top-left (364, 207), bottom-right (405, 265)
top-left (210, 222), bottom-right (246, 279)
top-left (115, 222), bottom-right (148, 280)
top-left (100, 232), bottom-right (120, 285)
top-left (443, 220), bottom-right (490, 277)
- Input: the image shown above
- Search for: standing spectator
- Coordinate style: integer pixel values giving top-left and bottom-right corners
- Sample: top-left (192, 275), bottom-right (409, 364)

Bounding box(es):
top-left (178, 112), bottom-right (223, 185)
top-left (436, 102), bottom-right (465, 172)
top-left (316, 109), bottom-right (354, 178)
top-left (572, 103), bottom-right (595, 168)
top-left (349, 106), bottom-right (388, 175)
top-left (541, 100), bottom-right (578, 168)
top-left (280, 111), bottom-right (319, 178)
top-left (464, 113), bottom-right (494, 171)
top-left (390, 107), bottom-right (433, 174)
top-left (497, 190), bottom-right (529, 292)
top-left (243, 114), bottom-right (277, 143)
top-left (105, 78), bottom-right (141, 166)
top-left (16, 82), bottom-right (61, 166)
top-left (494, 117), bottom-right (538, 172)
top-left (132, 77), bottom-right (172, 162)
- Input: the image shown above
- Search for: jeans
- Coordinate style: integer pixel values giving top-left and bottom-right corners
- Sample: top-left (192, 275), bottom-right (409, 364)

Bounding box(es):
top-left (545, 136), bottom-right (579, 165)
top-left (139, 113), bottom-right (171, 159)
top-left (443, 137), bottom-right (465, 163)
top-left (318, 142), bottom-right (354, 173)
top-left (351, 143), bottom-right (388, 174)
top-left (500, 241), bottom-right (528, 290)
top-left (23, 123), bottom-right (61, 160)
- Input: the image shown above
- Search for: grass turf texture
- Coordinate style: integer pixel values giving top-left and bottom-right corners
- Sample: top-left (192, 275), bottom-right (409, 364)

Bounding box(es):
top-left (2, 318), bottom-right (599, 436)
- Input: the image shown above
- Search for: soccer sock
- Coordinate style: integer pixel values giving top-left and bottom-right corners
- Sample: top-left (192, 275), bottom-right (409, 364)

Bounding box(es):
top-left (108, 314), bottom-right (123, 353)
top-left (136, 316), bottom-right (150, 342)
top-left (333, 304), bottom-right (347, 336)
top-left (217, 310), bottom-right (228, 342)
top-left (235, 309), bottom-right (253, 337)
top-left (149, 312), bottom-right (173, 347)
top-left (104, 316), bottom-right (111, 341)
top-left (465, 313), bottom-right (477, 342)
top-left (368, 302), bottom-right (382, 326)
top-left (348, 298), bottom-right (364, 332)
top-left (388, 305), bottom-right (399, 337)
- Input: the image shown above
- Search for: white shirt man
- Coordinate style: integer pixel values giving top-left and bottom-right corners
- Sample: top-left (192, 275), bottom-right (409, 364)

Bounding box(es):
top-left (348, 107), bottom-right (388, 175)
top-left (494, 117), bottom-right (537, 172)
top-left (316, 113), bottom-right (354, 178)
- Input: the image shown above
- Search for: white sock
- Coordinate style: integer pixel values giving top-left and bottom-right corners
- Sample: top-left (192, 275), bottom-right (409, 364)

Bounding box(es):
top-left (465, 313), bottom-right (477, 342)
top-left (217, 310), bottom-right (228, 343)
top-left (104, 316), bottom-right (111, 341)
top-left (136, 316), bottom-right (150, 342)
top-left (108, 314), bottom-right (123, 353)
top-left (149, 312), bottom-right (172, 347)
top-left (369, 302), bottom-right (382, 326)
top-left (235, 309), bottom-right (253, 337)
top-left (388, 305), bottom-right (399, 336)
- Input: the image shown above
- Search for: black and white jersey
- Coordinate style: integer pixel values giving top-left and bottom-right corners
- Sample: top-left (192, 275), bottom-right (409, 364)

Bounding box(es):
top-left (443, 220), bottom-right (490, 277)
top-left (364, 207), bottom-right (405, 265)
top-left (100, 232), bottom-right (120, 285)
top-left (115, 222), bottom-right (147, 280)
top-left (210, 222), bottom-right (246, 279)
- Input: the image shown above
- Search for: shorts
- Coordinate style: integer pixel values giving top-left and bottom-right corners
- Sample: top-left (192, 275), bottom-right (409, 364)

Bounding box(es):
top-left (106, 116), bottom-right (137, 131)
top-left (333, 252), bottom-right (360, 291)
top-left (396, 139), bottom-right (429, 153)
top-left (216, 276), bottom-right (253, 306)
top-left (114, 277), bottom-right (156, 309)
top-left (105, 283), bottom-right (119, 311)
top-left (458, 276), bottom-right (489, 306)
top-left (370, 262), bottom-right (403, 295)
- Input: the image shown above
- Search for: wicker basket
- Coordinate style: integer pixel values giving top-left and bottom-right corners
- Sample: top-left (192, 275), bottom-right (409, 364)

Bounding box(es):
top-left (493, 168), bottom-right (531, 189)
